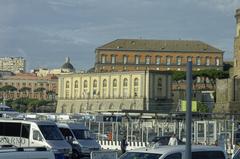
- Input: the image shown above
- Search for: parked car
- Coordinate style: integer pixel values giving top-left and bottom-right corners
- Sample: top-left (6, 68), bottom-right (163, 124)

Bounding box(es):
top-left (0, 119), bottom-right (72, 159)
top-left (119, 145), bottom-right (227, 159)
top-left (151, 136), bottom-right (185, 145)
top-left (57, 123), bottom-right (101, 159)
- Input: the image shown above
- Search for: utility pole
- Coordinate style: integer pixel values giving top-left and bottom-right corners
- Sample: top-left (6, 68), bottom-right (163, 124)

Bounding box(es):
top-left (186, 61), bottom-right (192, 159)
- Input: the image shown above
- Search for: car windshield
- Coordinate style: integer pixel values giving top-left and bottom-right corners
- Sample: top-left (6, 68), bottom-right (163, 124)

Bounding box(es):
top-left (119, 152), bottom-right (162, 159)
top-left (72, 129), bottom-right (92, 140)
top-left (39, 125), bottom-right (63, 140)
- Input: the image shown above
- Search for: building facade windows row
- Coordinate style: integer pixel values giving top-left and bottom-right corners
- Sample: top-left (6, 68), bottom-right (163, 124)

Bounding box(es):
top-left (66, 78), bottom-right (140, 89)
top-left (100, 54), bottom-right (221, 66)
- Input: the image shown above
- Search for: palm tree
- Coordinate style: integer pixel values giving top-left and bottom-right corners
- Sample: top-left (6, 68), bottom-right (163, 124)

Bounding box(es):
top-left (34, 87), bottom-right (46, 99)
top-left (0, 85), bottom-right (17, 99)
top-left (19, 87), bottom-right (31, 98)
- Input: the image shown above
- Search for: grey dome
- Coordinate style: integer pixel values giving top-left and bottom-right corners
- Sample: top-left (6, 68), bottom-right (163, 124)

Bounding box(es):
top-left (61, 57), bottom-right (75, 71)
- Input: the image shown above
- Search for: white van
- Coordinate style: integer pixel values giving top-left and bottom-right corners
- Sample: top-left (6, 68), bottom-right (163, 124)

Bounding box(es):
top-left (57, 123), bottom-right (101, 159)
top-left (0, 147), bottom-right (55, 159)
top-left (0, 119), bottom-right (72, 159)
top-left (119, 145), bottom-right (227, 159)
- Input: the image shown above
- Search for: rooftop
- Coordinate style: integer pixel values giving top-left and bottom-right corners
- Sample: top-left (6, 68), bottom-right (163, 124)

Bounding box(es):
top-left (96, 39), bottom-right (223, 53)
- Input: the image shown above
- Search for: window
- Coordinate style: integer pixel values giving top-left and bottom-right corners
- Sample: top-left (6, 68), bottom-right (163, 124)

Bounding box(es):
top-left (196, 57), bottom-right (201, 65)
top-left (38, 125), bottom-right (63, 140)
top-left (66, 81), bottom-right (70, 88)
top-left (83, 80), bottom-right (88, 88)
top-left (123, 78), bottom-right (128, 97)
top-left (33, 130), bottom-right (43, 141)
top-left (111, 55), bottom-right (116, 64)
top-left (101, 55), bottom-right (106, 64)
top-left (158, 78), bottom-right (162, 88)
top-left (103, 79), bottom-right (107, 87)
top-left (113, 79), bottom-right (117, 87)
top-left (123, 78), bottom-right (128, 87)
top-left (119, 152), bottom-right (161, 159)
top-left (59, 128), bottom-right (74, 141)
top-left (113, 79), bottom-right (118, 98)
top-left (166, 56), bottom-right (171, 65)
top-left (187, 56), bottom-right (192, 62)
top-left (93, 80), bottom-right (97, 88)
top-left (215, 57), bottom-right (220, 66)
top-left (134, 78), bottom-right (139, 86)
top-left (21, 124), bottom-right (30, 138)
top-left (192, 151), bottom-right (225, 159)
top-left (145, 56), bottom-right (151, 64)
top-left (176, 56), bottom-right (181, 65)
top-left (135, 56), bottom-right (140, 64)
top-left (156, 56), bottom-right (161, 65)
top-left (165, 153), bottom-right (182, 159)
top-left (123, 55), bottom-right (128, 64)
top-left (0, 123), bottom-right (21, 136)
top-left (206, 57), bottom-right (210, 66)
top-left (74, 80), bottom-right (78, 88)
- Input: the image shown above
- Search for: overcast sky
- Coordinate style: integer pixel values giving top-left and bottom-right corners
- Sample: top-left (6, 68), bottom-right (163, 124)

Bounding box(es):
top-left (0, 0), bottom-right (239, 71)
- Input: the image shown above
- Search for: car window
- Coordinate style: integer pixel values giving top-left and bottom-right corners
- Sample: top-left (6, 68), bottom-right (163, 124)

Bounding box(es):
top-left (33, 130), bottom-right (43, 141)
top-left (164, 153), bottom-right (182, 159)
top-left (119, 152), bottom-right (162, 159)
top-left (233, 150), bottom-right (240, 159)
top-left (192, 151), bottom-right (225, 159)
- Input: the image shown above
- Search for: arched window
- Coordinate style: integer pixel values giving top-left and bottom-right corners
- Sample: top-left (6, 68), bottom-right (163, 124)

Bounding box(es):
top-left (93, 80), bottom-right (97, 88)
top-left (145, 56), bottom-right (151, 64)
top-left (123, 78), bottom-right (128, 87)
top-left (103, 79), bottom-right (107, 87)
top-left (66, 81), bottom-right (70, 88)
top-left (113, 79), bottom-right (117, 87)
top-left (215, 57), bottom-right (220, 66)
top-left (134, 78), bottom-right (139, 86)
top-left (158, 78), bottom-right (162, 88)
top-left (74, 80), bottom-right (78, 88)
top-left (206, 57), bottom-right (210, 66)
top-left (83, 80), bottom-right (88, 88)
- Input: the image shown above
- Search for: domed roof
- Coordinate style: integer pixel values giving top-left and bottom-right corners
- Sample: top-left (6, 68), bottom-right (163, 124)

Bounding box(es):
top-left (61, 57), bottom-right (75, 71)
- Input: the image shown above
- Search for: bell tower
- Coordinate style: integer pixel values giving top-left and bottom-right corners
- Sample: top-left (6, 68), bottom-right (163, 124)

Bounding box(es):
top-left (233, 8), bottom-right (240, 76)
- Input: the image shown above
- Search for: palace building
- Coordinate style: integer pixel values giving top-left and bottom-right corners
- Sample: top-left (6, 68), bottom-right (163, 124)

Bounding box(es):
top-left (94, 39), bottom-right (223, 72)
top-left (56, 70), bottom-right (172, 113)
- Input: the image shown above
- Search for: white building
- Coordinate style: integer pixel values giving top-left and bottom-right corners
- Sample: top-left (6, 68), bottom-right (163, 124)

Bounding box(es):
top-left (56, 70), bottom-right (173, 113)
top-left (0, 57), bottom-right (26, 73)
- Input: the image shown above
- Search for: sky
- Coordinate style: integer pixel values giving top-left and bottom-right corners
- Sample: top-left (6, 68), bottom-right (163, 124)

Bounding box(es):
top-left (0, 0), bottom-right (239, 71)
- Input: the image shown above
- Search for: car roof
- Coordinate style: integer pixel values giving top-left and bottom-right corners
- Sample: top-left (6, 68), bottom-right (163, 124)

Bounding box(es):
top-left (57, 122), bottom-right (88, 130)
top-left (129, 145), bottom-right (225, 155)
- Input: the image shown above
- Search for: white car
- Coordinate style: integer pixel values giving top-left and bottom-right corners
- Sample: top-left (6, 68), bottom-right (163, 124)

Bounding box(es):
top-left (119, 145), bottom-right (227, 159)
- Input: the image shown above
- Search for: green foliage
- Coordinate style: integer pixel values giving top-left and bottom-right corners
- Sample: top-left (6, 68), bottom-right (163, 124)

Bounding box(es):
top-left (197, 102), bottom-right (209, 113)
top-left (172, 71), bottom-right (186, 82)
top-left (19, 87), bottom-right (31, 92)
top-left (4, 98), bottom-right (54, 113)
top-left (0, 85), bottom-right (17, 92)
top-left (34, 87), bottom-right (46, 92)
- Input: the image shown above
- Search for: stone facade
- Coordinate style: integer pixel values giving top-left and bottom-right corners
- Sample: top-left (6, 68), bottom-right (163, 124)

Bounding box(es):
top-left (215, 8), bottom-right (240, 113)
top-left (0, 57), bottom-right (26, 73)
top-left (56, 71), bottom-right (173, 113)
top-left (214, 78), bottom-right (240, 113)
top-left (234, 9), bottom-right (240, 77)
top-left (95, 39), bottom-right (223, 72)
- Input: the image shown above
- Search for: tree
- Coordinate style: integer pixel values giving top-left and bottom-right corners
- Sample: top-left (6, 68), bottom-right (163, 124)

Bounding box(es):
top-left (0, 85), bottom-right (17, 99)
top-left (172, 71), bottom-right (186, 88)
top-left (34, 87), bottom-right (46, 99)
top-left (19, 87), bottom-right (31, 98)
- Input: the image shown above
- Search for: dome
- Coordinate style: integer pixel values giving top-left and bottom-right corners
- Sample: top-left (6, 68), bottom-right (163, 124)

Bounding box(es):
top-left (61, 57), bottom-right (75, 71)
